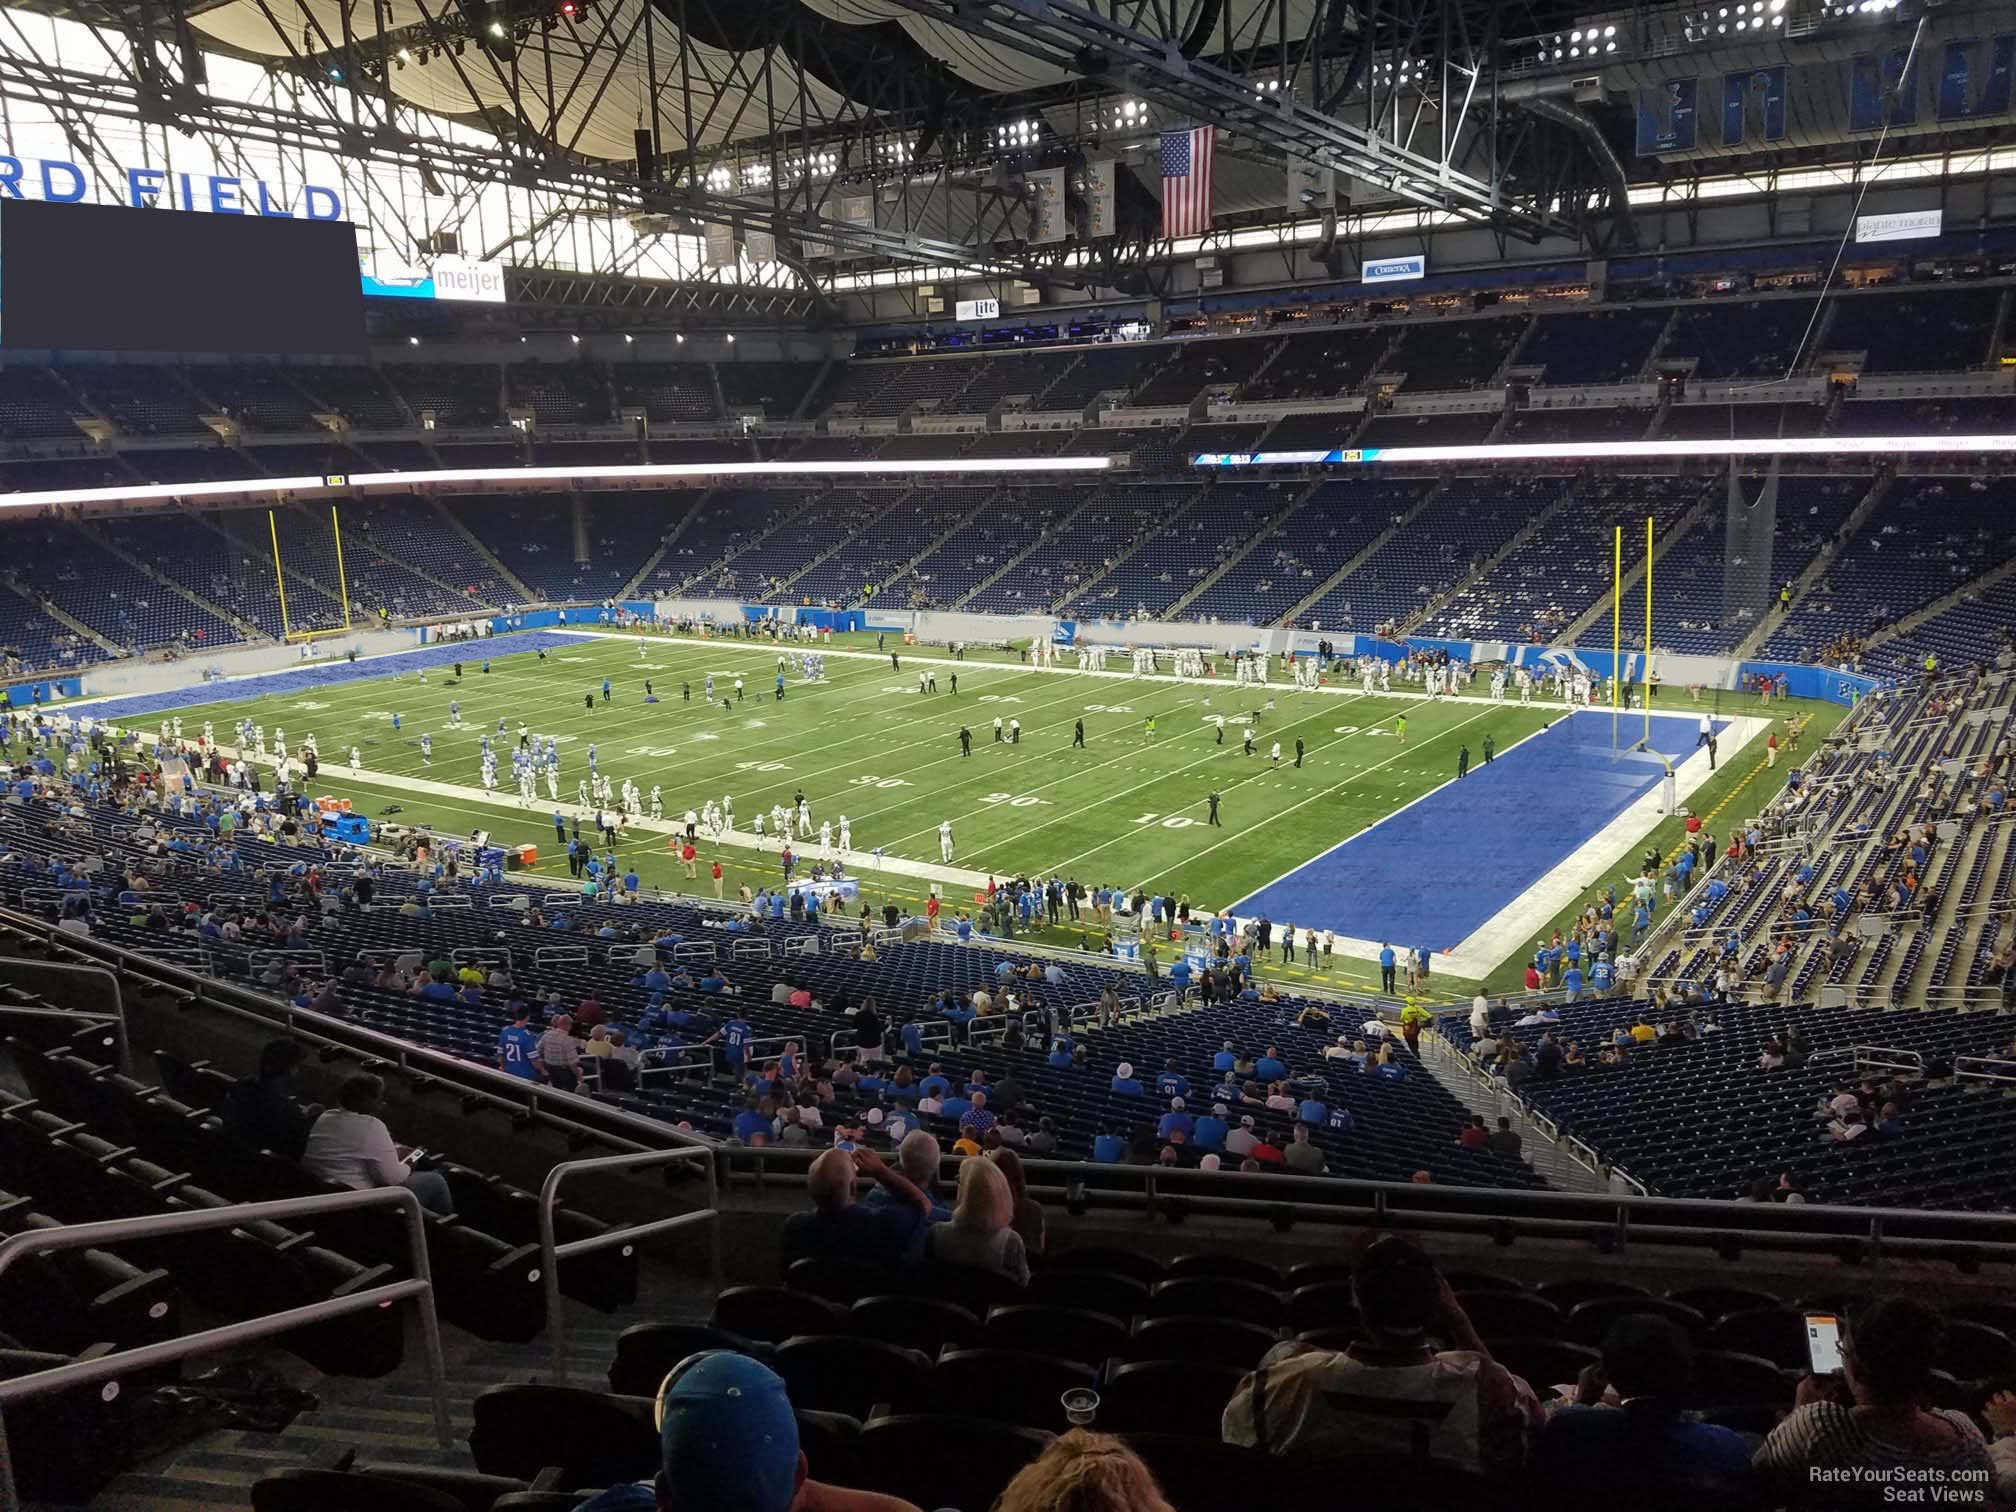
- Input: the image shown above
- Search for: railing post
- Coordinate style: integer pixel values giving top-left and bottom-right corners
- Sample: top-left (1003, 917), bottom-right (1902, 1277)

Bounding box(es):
top-left (539, 1145), bottom-right (718, 1384)
top-left (400, 1182), bottom-right (454, 1449)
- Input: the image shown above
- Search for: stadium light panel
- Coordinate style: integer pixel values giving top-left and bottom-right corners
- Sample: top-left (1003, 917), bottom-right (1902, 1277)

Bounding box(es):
top-left (1191, 434), bottom-right (2016, 468)
top-left (0, 456), bottom-right (1117, 512)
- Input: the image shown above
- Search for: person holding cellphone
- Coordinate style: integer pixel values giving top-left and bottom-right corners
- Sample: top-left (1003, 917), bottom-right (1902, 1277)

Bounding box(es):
top-left (301, 1072), bottom-right (454, 1215)
top-left (1754, 1297), bottom-right (1992, 1498)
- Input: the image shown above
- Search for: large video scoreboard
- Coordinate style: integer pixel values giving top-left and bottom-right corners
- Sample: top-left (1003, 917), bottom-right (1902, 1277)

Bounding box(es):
top-left (0, 197), bottom-right (365, 357)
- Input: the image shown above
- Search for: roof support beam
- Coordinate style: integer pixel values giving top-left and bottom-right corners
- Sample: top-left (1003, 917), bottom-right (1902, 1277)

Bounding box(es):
top-left (868, 0), bottom-right (1580, 242)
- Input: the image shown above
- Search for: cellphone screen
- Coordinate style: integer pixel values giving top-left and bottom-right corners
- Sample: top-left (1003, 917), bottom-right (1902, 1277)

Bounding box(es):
top-left (1805, 1314), bottom-right (1843, 1375)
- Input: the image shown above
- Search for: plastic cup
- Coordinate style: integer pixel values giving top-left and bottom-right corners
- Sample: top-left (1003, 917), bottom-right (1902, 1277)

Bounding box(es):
top-left (1061, 1387), bottom-right (1099, 1427)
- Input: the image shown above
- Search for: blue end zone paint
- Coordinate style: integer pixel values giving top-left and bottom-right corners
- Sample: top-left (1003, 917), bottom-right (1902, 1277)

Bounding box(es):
top-left (1231, 710), bottom-right (1730, 948)
top-left (74, 630), bottom-right (584, 723)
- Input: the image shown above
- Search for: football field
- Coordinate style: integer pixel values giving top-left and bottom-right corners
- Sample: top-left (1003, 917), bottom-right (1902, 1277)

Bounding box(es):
top-left (74, 628), bottom-right (1805, 990)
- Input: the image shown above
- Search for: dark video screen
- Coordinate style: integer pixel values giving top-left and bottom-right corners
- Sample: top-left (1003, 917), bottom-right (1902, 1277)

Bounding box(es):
top-left (0, 197), bottom-right (366, 357)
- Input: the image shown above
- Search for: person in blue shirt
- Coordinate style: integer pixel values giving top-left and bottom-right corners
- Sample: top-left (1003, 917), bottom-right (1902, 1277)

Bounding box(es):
top-left (1531, 1314), bottom-right (1762, 1507)
top-left (1191, 1107), bottom-right (1229, 1150)
top-left (1326, 1104), bottom-right (1355, 1133)
top-left (1373, 1059), bottom-right (1408, 1082)
top-left (730, 1095), bottom-right (770, 1145)
top-left (1590, 954), bottom-right (1614, 992)
top-left (1047, 1035), bottom-right (1075, 1070)
top-left (1213, 1041), bottom-right (1237, 1073)
top-left (1255, 1046), bottom-right (1288, 1082)
top-left (1297, 1093), bottom-right (1329, 1125)
top-left (1156, 1098), bottom-right (1194, 1143)
top-left (1415, 944), bottom-right (1432, 982)
top-left (1109, 1061), bottom-right (1145, 1096)
top-left (601, 677), bottom-right (612, 703)
top-left (623, 870), bottom-right (640, 897)
top-left (1155, 1060), bottom-right (1190, 1098)
top-left (1091, 1133), bottom-right (1125, 1163)
top-left (1562, 963), bottom-right (1585, 1002)
top-left (715, 1015), bottom-right (753, 1074)
top-left (919, 1067), bottom-right (951, 1100)
top-left (1378, 942), bottom-right (1397, 994)
top-left (496, 1007), bottom-right (540, 1080)
top-left (939, 1092), bottom-right (972, 1125)
top-left (698, 970), bottom-right (728, 993)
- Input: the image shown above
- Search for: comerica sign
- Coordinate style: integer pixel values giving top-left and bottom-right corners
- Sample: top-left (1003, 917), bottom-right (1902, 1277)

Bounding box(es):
top-left (0, 153), bottom-right (345, 220)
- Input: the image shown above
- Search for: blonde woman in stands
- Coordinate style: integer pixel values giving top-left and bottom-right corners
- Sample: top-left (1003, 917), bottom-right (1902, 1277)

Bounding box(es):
top-left (992, 1431), bottom-right (1173, 1512)
top-left (925, 1151), bottom-right (1030, 1285)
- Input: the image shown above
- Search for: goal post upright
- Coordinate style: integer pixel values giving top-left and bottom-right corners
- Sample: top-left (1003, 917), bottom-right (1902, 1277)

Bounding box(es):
top-left (268, 509), bottom-right (293, 642)
top-left (1612, 523), bottom-right (1622, 750)
top-left (330, 503), bottom-right (354, 632)
top-left (1644, 512), bottom-right (1653, 746)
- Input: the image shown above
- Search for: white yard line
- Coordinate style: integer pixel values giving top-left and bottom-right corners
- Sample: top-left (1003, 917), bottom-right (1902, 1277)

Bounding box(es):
top-left (1031, 697), bottom-right (1388, 875)
top-left (1081, 704), bottom-right (1501, 884)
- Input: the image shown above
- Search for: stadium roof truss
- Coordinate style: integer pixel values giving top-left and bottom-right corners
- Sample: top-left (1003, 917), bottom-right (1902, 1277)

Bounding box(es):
top-left (0, 0), bottom-right (1632, 308)
top-left (3, 0), bottom-right (2012, 321)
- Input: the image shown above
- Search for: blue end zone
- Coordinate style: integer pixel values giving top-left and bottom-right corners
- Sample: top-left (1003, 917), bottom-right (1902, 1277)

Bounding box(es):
top-left (73, 630), bottom-right (585, 723)
top-left (1231, 710), bottom-right (1730, 948)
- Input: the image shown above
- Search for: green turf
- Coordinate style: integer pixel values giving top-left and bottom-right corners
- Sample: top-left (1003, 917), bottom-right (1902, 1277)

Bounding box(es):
top-left (118, 628), bottom-right (1835, 995)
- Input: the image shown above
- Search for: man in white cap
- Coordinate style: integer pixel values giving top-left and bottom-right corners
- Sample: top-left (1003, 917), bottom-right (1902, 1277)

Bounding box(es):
top-left (1225, 1114), bottom-right (1261, 1158)
top-left (1109, 1060), bottom-right (1145, 1096)
top-left (1157, 1096), bottom-right (1194, 1144)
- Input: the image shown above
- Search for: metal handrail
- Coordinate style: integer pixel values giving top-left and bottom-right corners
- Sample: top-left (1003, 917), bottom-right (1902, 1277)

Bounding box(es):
top-left (0, 957), bottom-right (128, 1072)
top-left (539, 1146), bottom-right (720, 1383)
top-left (0, 1187), bottom-right (451, 1512)
top-left (1955, 1056), bottom-right (2016, 1086)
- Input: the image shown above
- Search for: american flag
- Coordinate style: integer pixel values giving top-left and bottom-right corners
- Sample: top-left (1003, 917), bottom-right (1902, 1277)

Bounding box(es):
top-left (1159, 126), bottom-right (1214, 240)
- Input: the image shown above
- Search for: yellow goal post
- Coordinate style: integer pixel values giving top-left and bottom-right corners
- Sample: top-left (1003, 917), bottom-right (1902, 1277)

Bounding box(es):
top-left (268, 504), bottom-right (355, 643)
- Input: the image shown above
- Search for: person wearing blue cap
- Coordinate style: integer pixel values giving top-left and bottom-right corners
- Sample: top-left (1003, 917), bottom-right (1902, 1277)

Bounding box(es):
top-left (573, 1350), bottom-right (920, 1511)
